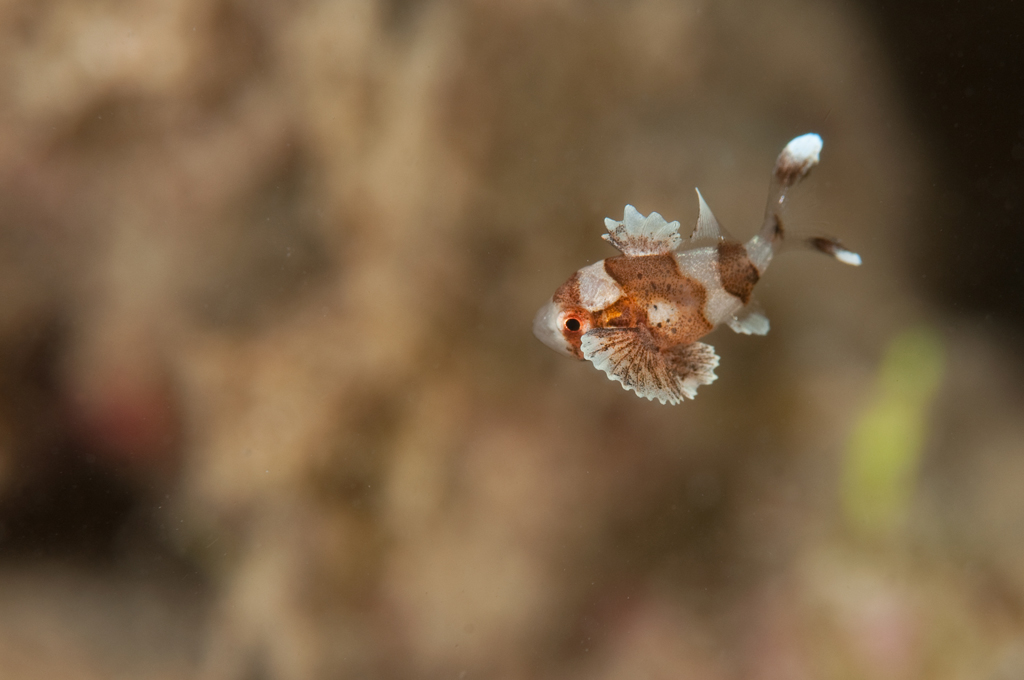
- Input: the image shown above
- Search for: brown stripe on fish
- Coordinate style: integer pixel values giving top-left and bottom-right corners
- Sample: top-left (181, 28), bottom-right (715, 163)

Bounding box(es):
top-left (716, 241), bottom-right (760, 304)
top-left (603, 254), bottom-right (688, 297)
top-left (552, 271), bottom-right (581, 306)
top-left (603, 254), bottom-right (713, 345)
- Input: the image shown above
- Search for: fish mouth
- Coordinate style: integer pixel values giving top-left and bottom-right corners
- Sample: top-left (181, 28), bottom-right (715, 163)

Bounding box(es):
top-left (533, 299), bottom-right (573, 356)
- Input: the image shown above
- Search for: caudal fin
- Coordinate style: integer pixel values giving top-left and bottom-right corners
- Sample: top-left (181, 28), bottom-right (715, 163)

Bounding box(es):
top-left (804, 235), bottom-right (862, 266)
top-left (746, 133), bottom-right (861, 270)
top-left (747, 133), bottom-right (824, 271)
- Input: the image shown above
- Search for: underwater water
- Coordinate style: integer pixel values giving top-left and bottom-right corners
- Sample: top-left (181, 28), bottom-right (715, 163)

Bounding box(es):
top-left (0, 0), bottom-right (1021, 678)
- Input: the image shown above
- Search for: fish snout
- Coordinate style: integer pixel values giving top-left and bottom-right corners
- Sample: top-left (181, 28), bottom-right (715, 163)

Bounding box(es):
top-left (533, 299), bottom-right (574, 356)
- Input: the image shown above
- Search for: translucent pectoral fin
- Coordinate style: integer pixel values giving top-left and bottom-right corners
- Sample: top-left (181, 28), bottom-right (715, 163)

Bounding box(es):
top-left (728, 304), bottom-right (770, 336)
top-left (665, 342), bottom-right (721, 399)
top-left (602, 205), bottom-right (683, 255)
top-left (581, 328), bottom-right (719, 405)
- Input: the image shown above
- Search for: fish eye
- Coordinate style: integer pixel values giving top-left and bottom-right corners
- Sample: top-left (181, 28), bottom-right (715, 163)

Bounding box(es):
top-left (564, 318), bottom-right (581, 332)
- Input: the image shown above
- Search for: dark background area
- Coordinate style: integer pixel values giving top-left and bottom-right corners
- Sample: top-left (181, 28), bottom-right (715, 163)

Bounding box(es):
top-left (862, 0), bottom-right (1024, 327)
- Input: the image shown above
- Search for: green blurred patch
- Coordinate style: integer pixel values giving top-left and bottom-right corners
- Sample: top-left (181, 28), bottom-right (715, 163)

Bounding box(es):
top-left (843, 327), bottom-right (945, 538)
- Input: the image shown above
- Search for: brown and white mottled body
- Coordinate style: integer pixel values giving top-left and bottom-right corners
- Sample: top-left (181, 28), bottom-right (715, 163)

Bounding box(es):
top-left (534, 133), bottom-right (860, 404)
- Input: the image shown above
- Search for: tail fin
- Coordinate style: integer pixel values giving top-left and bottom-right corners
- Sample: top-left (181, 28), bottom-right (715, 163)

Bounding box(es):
top-left (747, 133), bottom-right (861, 270)
top-left (804, 235), bottom-right (862, 266)
top-left (747, 133), bottom-right (827, 271)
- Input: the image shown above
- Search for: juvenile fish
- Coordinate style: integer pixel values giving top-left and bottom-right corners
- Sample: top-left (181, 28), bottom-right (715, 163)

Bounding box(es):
top-left (533, 133), bottom-right (860, 404)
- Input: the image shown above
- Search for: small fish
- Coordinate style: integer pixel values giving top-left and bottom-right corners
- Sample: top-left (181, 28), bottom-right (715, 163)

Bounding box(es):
top-left (533, 133), bottom-right (861, 404)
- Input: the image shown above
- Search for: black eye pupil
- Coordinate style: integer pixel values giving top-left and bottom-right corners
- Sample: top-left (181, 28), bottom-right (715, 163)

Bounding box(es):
top-left (565, 318), bottom-right (581, 331)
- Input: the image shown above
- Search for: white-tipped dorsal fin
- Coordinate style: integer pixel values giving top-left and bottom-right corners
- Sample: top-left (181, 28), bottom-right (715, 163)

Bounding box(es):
top-left (727, 304), bottom-right (770, 336)
top-left (602, 205), bottom-right (682, 256)
top-left (580, 328), bottom-right (719, 404)
top-left (690, 188), bottom-right (729, 242)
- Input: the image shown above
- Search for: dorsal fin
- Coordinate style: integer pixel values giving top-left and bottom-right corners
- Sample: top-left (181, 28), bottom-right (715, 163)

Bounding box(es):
top-left (602, 205), bottom-right (682, 256)
top-left (690, 188), bottom-right (730, 242)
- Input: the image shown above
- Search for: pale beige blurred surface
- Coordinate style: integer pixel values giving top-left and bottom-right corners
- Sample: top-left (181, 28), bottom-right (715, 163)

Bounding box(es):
top-left (0, 1), bottom-right (1021, 679)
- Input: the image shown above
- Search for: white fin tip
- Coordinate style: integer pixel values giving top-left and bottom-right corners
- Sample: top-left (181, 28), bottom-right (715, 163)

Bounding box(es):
top-left (834, 248), bottom-right (862, 266)
top-left (807, 236), bottom-right (862, 266)
top-left (783, 133), bottom-right (822, 165)
top-left (776, 133), bottom-right (823, 185)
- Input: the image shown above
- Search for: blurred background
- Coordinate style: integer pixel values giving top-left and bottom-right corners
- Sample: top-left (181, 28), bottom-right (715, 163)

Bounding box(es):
top-left (0, 0), bottom-right (1021, 678)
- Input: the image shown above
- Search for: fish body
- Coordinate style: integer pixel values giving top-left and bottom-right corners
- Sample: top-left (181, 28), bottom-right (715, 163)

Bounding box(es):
top-left (533, 133), bottom-right (860, 404)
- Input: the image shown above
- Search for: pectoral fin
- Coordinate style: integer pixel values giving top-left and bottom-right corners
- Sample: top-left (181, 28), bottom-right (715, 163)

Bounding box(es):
top-left (581, 328), bottom-right (720, 404)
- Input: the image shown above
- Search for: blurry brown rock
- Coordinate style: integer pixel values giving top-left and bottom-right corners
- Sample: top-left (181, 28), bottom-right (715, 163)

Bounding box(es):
top-left (0, 1), bottom-right (1020, 679)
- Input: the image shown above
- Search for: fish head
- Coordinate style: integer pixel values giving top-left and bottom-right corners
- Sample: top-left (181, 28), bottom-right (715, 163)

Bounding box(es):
top-left (533, 282), bottom-right (596, 360)
top-left (532, 298), bottom-right (594, 359)
top-left (534, 261), bottom-right (625, 359)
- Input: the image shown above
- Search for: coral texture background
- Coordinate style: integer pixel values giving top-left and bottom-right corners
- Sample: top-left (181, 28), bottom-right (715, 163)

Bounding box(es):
top-left (0, 1), bottom-right (1020, 679)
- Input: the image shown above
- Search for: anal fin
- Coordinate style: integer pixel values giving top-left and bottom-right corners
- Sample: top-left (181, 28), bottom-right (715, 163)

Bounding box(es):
top-left (728, 305), bottom-right (770, 336)
top-left (580, 328), bottom-right (720, 405)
